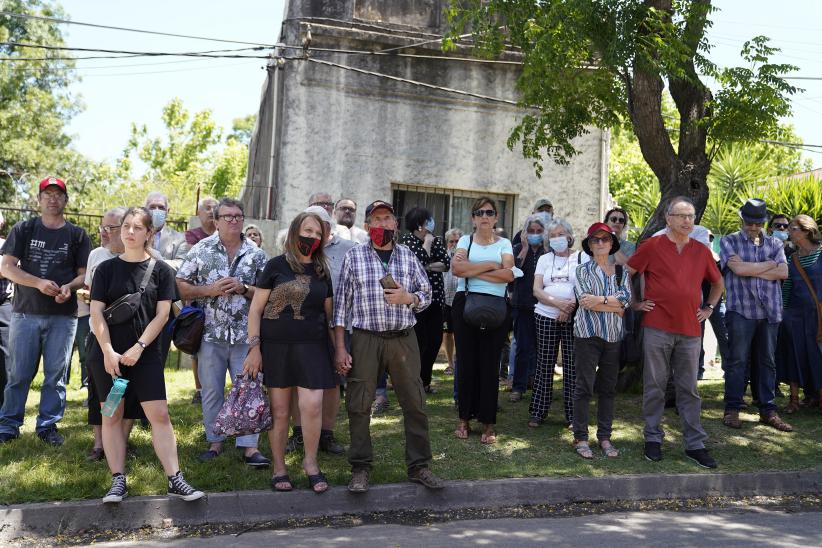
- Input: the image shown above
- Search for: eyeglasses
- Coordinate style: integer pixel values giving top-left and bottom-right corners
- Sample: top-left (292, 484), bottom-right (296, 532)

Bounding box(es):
top-left (589, 236), bottom-right (612, 245)
top-left (608, 216), bottom-right (626, 224)
top-left (99, 225), bottom-right (121, 233)
top-left (311, 201), bottom-right (334, 209)
top-left (668, 213), bottom-right (696, 221)
top-left (789, 225), bottom-right (806, 232)
top-left (447, 239), bottom-right (459, 245)
top-left (336, 206), bottom-right (356, 213)
top-left (217, 214), bottom-right (245, 223)
top-left (772, 223), bottom-right (789, 230)
top-left (472, 209), bottom-right (496, 217)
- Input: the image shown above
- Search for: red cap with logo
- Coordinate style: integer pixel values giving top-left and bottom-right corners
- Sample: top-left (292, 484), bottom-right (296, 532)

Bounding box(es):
top-left (38, 177), bottom-right (67, 194)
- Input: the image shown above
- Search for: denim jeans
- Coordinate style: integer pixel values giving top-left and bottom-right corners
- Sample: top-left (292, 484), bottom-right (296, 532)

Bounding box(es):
top-left (511, 307), bottom-right (537, 393)
top-left (723, 311), bottom-right (779, 414)
top-left (0, 302), bottom-right (11, 409)
top-left (197, 340), bottom-right (259, 447)
top-left (68, 315), bottom-right (90, 387)
top-left (0, 313), bottom-right (77, 435)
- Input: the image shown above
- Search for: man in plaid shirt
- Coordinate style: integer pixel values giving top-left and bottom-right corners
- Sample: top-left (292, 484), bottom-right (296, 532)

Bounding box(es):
top-left (333, 200), bottom-right (445, 493)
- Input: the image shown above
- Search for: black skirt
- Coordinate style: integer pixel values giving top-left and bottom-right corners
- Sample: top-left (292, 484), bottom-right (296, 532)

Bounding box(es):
top-left (88, 336), bottom-right (167, 405)
top-left (262, 339), bottom-right (336, 390)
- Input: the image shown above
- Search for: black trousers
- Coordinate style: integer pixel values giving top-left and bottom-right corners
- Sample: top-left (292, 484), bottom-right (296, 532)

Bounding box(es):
top-left (414, 304), bottom-right (443, 388)
top-left (452, 292), bottom-right (510, 425)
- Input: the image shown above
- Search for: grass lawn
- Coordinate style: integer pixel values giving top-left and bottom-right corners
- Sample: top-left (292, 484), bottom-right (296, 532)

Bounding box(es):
top-left (1, 353), bottom-right (820, 505)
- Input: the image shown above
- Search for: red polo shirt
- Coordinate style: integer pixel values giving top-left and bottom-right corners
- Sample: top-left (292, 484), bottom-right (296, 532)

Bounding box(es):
top-left (627, 234), bottom-right (721, 337)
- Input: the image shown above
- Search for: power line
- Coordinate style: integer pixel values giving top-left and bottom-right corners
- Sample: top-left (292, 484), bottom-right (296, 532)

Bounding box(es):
top-left (0, 41), bottom-right (271, 59)
top-left (0, 10), bottom-right (275, 47)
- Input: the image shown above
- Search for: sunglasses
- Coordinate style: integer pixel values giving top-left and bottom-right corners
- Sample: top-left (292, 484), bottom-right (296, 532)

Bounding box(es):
top-left (472, 209), bottom-right (497, 218)
top-left (772, 223), bottom-right (789, 230)
top-left (589, 236), bottom-right (612, 245)
top-left (608, 216), bottom-right (626, 224)
top-left (218, 214), bottom-right (245, 223)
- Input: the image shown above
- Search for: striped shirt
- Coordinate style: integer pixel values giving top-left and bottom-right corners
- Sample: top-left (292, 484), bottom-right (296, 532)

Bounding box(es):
top-left (333, 242), bottom-right (432, 332)
top-left (720, 230), bottom-right (786, 323)
top-left (573, 261), bottom-right (632, 342)
top-left (783, 249), bottom-right (821, 307)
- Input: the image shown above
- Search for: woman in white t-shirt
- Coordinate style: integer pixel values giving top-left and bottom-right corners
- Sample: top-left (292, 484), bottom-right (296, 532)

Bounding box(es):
top-left (529, 218), bottom-right (589, 428)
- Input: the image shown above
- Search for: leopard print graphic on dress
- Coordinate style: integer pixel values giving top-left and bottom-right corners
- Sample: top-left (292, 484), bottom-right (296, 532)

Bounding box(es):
top-left (263, 274), bottom-right (312, 320)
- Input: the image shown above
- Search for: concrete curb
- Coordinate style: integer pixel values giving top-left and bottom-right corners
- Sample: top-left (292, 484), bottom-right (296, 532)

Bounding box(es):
top-left (2, 469), bottom-right (822, 542)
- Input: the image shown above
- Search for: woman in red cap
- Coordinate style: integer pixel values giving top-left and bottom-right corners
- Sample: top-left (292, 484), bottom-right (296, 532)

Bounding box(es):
top-left (571, 223), bottom-right (632, 459)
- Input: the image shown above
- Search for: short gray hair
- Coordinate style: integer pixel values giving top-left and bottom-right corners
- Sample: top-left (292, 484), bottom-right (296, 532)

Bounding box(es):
top-left (666, 196), bottom-right (695, 215)
top-left (545, 217), bottom-right (575, 246)
top-left (308, 192), bottom-right (332, 206)
top-left (522, 213), bottom-right (549, 236)
top-left (444, 227), bottom-right (463, 240)
top-left (216, 197), bottom-right (244, 217)
top-left (104, 206), bottom-right (127, 224)
top-left (198, 196), bottom-right (217, 209)
top-left (144, 191), bottom-right (169, 209)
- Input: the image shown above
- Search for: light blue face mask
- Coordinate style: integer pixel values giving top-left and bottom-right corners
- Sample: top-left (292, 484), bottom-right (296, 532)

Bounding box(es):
top-left (549, 236), bottom-right (569, 253)
top-left (424, 218), bottom-right (435, 233)
top-left (150, 208), bottom-right (167, 229)
top-left (526, 233), bottom-right (544, 246)
top-left (772, 230), bottom-right (789, 242)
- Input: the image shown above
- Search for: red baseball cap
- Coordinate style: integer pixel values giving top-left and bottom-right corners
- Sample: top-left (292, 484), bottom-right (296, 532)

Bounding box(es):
top-left (582, 222), bottom-right (620, 256)
top-left (38, 177), bottom-right (67, 194)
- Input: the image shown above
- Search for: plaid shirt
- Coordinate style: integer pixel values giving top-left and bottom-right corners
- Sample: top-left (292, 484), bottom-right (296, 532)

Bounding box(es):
top-left (333, 242), bottom-right (431, 332)
top-left (720, 230), bottom-right (786, 323)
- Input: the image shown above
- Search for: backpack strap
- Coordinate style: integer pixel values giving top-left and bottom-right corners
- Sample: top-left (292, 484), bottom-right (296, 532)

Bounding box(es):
top-left (19, 217), bottom-right (38, 262)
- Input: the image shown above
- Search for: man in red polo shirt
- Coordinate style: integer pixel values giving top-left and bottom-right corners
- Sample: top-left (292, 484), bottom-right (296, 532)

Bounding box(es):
top-left (628, 196), bottom-right (724, 468)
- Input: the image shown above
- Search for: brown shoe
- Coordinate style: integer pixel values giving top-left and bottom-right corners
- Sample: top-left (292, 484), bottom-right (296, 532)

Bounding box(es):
top-left (723, 410), bottom-right (742, 429)
top-left (408, 467), bottom-right (445, 490)
top-left (760, 412), bottom-right (793, 432)
top-left (509, 391), bottom-right (523, 402)
top-left (347, 469), bottom-right (369, 493)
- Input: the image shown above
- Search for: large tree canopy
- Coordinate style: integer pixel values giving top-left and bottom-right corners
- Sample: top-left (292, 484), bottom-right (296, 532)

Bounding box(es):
top-left (447, 0), bottom-right (800, 237)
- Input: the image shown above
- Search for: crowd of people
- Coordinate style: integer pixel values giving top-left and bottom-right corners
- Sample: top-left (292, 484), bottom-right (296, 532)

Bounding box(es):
top-left (0, 177), bottom-right (820, 502)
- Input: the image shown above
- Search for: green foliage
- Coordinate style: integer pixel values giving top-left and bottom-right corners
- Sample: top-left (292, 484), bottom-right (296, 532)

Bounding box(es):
top-left (229, 114), bottom-right (256, 145)
top-left (760, 176), bottom-right (822, 224)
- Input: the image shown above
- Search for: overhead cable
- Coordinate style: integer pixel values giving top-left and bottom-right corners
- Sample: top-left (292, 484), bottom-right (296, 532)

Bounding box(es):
top-left (0, 41), bottom-right (270, 58)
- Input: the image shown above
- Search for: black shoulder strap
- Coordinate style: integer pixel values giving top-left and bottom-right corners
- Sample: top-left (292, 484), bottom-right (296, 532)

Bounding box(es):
top-left (615, 264), bottom-right (624, 284)
top-left (20, 218), bottom-right (38, 261)
top-left (138, 258), bottom-right (157, 293)
top-left (465, 235), bottom-right (474, 293)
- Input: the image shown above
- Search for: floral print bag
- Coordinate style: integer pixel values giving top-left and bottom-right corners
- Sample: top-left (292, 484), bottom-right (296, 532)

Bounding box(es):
top-left (213, 375), bottom-right (272, 437)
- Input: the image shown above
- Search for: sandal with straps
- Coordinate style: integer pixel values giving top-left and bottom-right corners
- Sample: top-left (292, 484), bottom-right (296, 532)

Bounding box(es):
top-left (271, 474), bottom-right (293, 492)
top-left (307, 471), bottom-right (329, 494)
top-left (784, 397), bottom-right (800, 415)
top-left (454, 421), bottom-right (470, 440)
top-left (599, 439), bottom-right (619, 458)
top-left (573, 440), bottom-right (594, 459)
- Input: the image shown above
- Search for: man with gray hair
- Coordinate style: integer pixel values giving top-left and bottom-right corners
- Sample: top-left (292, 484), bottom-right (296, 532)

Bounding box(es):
top-left (144, 191), bottom-right (186, 270)
top-left (628, 196), bottom-right (724, 469)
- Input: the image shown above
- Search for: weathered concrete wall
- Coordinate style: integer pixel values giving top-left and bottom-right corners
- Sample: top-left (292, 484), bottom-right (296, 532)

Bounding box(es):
top-left (271, 55), bottom-right (606, 237)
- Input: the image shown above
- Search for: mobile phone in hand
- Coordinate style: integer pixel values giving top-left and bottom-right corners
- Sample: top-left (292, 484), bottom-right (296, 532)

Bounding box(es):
top-left (379, 273), bottom-right (398, 289)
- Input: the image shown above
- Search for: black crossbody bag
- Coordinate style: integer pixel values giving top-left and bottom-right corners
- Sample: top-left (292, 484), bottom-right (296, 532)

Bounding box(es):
top-left (102, 258), bottom-right (157, 325)
top-left (462, 235), bottom-right (508, 330)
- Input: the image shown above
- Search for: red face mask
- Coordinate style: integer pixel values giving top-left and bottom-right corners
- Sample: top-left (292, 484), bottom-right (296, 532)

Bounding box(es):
top-left (368, 226), bottom-right (395, 247)
top-left (297, 236), bottom-right (321, 256)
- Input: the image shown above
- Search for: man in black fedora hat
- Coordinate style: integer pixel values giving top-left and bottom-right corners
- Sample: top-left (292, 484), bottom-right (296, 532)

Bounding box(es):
top-left (719, 198), bottom-right (792, 432)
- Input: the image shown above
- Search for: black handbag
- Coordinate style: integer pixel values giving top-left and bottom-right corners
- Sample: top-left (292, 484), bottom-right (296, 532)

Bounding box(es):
top-left (462, 235), bottom-right (507, 330)
top-left (102, 259), bottom-right (156, 325)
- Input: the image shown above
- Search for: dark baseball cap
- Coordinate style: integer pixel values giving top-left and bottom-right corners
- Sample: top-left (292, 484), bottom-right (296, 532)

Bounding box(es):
top-left (38, 177), bottom-right (67, 194)
top-left (365, 200), bottom-right (395, 218)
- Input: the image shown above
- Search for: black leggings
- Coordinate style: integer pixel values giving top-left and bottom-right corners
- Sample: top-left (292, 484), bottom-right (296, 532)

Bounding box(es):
top-left (414, 304), bottom-right (444, 388)
top-left (452, 292), bottom-right (510, 425)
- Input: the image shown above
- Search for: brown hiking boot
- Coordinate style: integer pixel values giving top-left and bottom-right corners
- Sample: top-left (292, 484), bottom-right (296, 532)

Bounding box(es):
top-left (348, 469), bottom-right (369, 493)
top-left (760, 412), bottom-right (793, 432)
top-left (723, 410), bottom-right (742, 429)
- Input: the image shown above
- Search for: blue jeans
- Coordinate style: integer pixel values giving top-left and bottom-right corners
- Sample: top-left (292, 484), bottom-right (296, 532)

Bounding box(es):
top-left (723, 311), bottom-right (778, 413)
top-left (197, 340), bottom-right (259, 447)
top-left (68, 315), bottom-right (91, 387)
top-left (511, 307), bottom-right (537, 393)
top-left (0, 313), bottom-right (77, 435)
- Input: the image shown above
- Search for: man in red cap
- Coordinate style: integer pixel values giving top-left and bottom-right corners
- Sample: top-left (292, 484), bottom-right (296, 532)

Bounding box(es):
top-left (0, 177), bottom-right (91, 445)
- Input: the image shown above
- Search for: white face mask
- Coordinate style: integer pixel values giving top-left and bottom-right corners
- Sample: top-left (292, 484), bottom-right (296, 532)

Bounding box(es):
top-left (549, 236), bottom-right (568, 253)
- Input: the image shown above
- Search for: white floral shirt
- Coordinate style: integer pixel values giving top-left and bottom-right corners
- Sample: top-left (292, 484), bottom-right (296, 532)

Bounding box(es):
top-left (176, 233), bottom-right (267, 344)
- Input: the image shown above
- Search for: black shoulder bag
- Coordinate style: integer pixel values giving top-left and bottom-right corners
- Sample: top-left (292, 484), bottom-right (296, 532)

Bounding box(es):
top-left (102, 259), bottom-right (157, 325)
top-left (462, 235), bottom-right (508, 330)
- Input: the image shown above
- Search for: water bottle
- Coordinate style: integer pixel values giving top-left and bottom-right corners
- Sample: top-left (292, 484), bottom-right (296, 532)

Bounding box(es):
top-left (101, 377), bottom-right (129, 417)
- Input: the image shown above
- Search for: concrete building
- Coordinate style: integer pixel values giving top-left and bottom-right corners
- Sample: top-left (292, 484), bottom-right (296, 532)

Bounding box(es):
top-left (241, 0), bottom-right (609, 246)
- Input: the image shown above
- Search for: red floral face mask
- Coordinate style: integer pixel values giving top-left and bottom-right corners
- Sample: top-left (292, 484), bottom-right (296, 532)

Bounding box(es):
top-left (368, 226), bottom-right (395, 247)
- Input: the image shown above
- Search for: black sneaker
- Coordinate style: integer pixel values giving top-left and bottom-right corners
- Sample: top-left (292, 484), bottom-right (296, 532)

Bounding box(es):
top-left (191, 391), bottom-right (202, 405)
top-left (319, 430), bottom-right (345, 456)
top-left (37, 427), bottom-right (64, 446)
top-left (685, 448), bottom-right (717, 469)
top-left (644, 441), bottom-right (662, 462)
top-left (167, 472), bottom-right (205, 501)
top-left (102, 473), bottom-right (127, 503)
top-left (285, 433), bottom-right (304, 454)
top-left (0, 432), bottom-right (19, 444)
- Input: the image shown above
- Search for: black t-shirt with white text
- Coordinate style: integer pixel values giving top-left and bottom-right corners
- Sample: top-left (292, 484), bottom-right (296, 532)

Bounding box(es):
top-left (0, 218), bottom-right (91, 316)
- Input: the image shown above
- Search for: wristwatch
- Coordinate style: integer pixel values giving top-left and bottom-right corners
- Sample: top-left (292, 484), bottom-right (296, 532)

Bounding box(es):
top-left (240, 283), bottom-right (249, 295)
top-left (136, 340), bottom-right (147, 349)
top-left (705, 303), bottom-right (715, 310)
top-left (603, 295), bottom-right (609, 305)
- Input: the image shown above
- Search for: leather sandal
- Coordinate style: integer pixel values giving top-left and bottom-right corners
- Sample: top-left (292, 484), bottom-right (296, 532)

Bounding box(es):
top-left (307, 471), bottom-right (329, 494)
top-left (454, 421), bottom-right (469, 439)
top-left (723, 410), bottom-right (742, 429)
top-left (784, 397), bottom-right (800, 415)
top-left (760, 412), bottom-right (793, 432)
top-left (271, 474), bottom-right (293, 492)
top-left (599, 439), bottom-right (619, 458)
top-left (573, 439), bottom-right (594, 459)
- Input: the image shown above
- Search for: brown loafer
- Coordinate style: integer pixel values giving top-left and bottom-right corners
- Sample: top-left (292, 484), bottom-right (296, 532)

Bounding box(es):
top-left (760, 412), bottom-right (793, 432)
top-left (723, 410), bottom-right (742, 429)
top-left (408, 467), bottom-right (445, 489)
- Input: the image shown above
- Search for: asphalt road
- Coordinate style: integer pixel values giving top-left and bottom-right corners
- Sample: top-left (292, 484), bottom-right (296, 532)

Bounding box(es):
top-left (93, 508), bottom-right (822, 547)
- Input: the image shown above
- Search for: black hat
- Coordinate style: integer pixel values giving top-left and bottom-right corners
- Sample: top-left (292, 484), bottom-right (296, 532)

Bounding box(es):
top-left (365, 200), bottom-right (395, 218)
top-left (738, 198), bottom-right (768, 224)
top-left (581, 222), bottom-right (621, 256)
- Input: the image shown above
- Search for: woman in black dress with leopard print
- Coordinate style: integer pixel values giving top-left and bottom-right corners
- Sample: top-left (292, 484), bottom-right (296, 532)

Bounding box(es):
top-left (244, 211), bottom-right (336, 494)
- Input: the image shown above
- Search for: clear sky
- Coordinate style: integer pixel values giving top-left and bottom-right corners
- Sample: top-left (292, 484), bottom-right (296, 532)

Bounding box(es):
top-left (58, 0), bottom-right (821, 168)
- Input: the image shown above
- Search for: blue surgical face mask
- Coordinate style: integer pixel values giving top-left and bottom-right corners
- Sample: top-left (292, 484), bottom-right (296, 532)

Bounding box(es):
top-left (549, 236), bottom-right (569, 253)
top-left (424, 218), bottom-right (435, 233)
top-left (150, 208), bottom-right (167, 229)
top-left (526, 233), bottom-right (543, 246)
top-left (772, 230), bottom-right (789, 242)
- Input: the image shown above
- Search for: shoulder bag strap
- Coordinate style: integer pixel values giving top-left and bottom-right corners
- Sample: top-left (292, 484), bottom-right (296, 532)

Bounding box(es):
top-left (228, 251), bottom-right (247, 277)
top-left (138, 258), bottom-right (157, 293)
top-left (465, 235), bottom-right (474, 293)
top-left (793, 253), bottom-right (820, 305)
